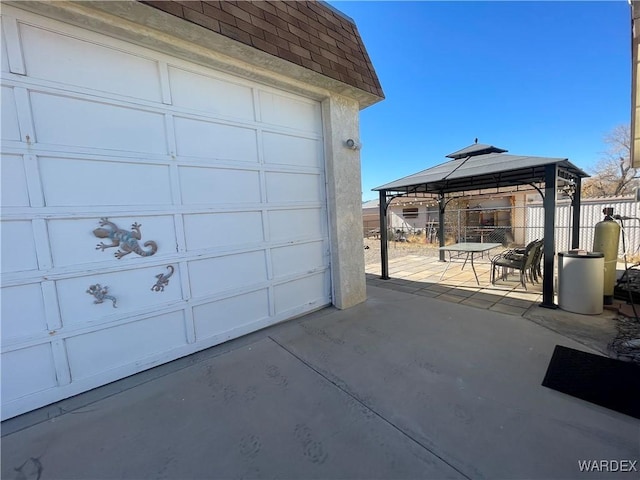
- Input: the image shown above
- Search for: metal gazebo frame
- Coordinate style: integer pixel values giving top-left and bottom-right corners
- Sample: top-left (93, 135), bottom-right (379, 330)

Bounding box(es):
top-left (373, 144), bottom-right (590, 308)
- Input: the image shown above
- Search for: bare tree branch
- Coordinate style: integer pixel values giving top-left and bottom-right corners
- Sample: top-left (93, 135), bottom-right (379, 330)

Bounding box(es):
top-left (582, 124), bottom-right (638, 197)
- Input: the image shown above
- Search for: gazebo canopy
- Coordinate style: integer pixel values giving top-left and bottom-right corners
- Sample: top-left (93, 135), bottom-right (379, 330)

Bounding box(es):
top-left (374, 143), bottom-right (588, 195)
top-left (373, 143), bottom-right (590, 309)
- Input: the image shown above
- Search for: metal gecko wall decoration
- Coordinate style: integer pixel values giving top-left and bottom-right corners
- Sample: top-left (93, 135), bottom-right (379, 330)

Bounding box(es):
top-left (151, 265), bottom-right (174, 292)
top-left (93, 218), bottom-right (157, 259)
top-left (86, 284), bottom-right (117, 308)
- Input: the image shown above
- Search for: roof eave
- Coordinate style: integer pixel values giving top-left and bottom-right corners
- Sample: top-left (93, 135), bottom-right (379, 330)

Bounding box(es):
top-left (13, 0), bottom-right (385, 109)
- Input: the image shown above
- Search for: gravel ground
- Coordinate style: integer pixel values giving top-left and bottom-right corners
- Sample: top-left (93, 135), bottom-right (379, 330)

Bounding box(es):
top-left (363, 237), bottom-right (440, 265)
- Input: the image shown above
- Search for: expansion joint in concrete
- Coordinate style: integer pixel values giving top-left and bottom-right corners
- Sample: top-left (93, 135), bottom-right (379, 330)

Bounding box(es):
top-left (267, 335), bottom-right (473, 480)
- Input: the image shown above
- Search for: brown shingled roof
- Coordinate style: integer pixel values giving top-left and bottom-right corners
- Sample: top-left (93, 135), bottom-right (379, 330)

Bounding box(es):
top-left (140, 0), bottom-right (384, 98)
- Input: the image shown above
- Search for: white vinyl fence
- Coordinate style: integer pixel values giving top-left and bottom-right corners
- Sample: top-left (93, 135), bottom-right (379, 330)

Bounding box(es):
top-left (525, 196), bottom-right (640, 257)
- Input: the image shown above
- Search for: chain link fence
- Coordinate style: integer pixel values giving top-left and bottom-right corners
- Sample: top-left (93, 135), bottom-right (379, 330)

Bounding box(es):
top-left (364, 198), bottom-right (640, 258)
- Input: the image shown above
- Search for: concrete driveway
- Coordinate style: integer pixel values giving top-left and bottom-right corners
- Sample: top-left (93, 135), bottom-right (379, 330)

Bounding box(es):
top-left (2, 285), bottom-right (638, 479)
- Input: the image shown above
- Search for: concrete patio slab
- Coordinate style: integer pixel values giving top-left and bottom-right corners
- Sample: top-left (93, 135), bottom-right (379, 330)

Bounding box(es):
top-left (490, 303), bottom-right (529, 316)
top-left (435, 293), bottom-right (465, 304)
top-left (459, 297), bottom-right (495, 309)
top-left (446, 288), bottom-right (477, 298)
top-left (365, 253), bottom-right (627, 355)
top-left (413, 289), bottom-right (441, 298)
top-left (2, 285), bottom-right (638, 479)
top-left (271, 286), bottom-right (638, 479)
top-left (1, 333), bottom-right (463, 480)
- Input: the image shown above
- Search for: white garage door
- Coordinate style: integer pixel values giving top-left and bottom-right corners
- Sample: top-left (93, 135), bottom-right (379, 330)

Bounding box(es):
top-left (1, 7), bottom-right (331, 420)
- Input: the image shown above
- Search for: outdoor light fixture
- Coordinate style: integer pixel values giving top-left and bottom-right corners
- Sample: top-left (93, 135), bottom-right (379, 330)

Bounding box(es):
top-left (345, 138), bottom-right (362, 150)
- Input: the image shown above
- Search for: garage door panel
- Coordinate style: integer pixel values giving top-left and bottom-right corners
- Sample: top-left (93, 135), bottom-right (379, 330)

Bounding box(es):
top-left (30, 92), bottom-right (167, 153)
top-left (263, 132), bottom-right (321, 168)
top-left (269, 208), bottom-right (325, 241)
top-left (48, 215), bottom-right (176, 267)
top-left (65, 311), bottom-right (187, 380)
top-left (39, 157), bottom-right (172, 207)
top-left (188, 251), bottom-right (267, 298)
top-left (1, 220), bottom-right (38, 273)
top-left (1, 86), bottom-right (21, 141)
top-left (56, 265), bottom-right (183, 324)
top-left (1, 6), bottom-right (331, 420)
top-left (1, 153), bottom-right (30, 206)
top-left (1, 344), bottom-right (58, 402)
top-left (266, 172), bottom-right (323, 203)
top-left (1, 21), bottom-right (9, 73)
top-left (274, 272), bottom-right (329, 315)
top-left (20, 24), bottom-right (162, 102)
top-left (271, 241), bottom-right (325, 279)
top-left (169, 66), bottom-right (254, 122)
top-left (179, 166), bottom-right (261, 205)
top-left (183, 212), bottom-right (264, 251)
top-left (174, 117), bottom-right (257, 162)
top-left (1, 284), bottom-right (47, 341)
top-left (259, 90), bottom-right (321, 133)
top-left (193, 289), bottom-right (269, 341)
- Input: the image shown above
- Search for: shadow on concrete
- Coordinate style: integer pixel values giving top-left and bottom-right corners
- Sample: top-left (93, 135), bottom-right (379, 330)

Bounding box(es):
top-left (2, 284), bottom-right (637, 479)
top-left (365, 270), bottom-right (622, 357)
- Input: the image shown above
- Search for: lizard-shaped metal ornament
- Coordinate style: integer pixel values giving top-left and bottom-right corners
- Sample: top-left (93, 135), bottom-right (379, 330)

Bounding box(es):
top-left (93, 218), bottom-right (157, 259)
top-left (151, 265), bottom-right (174, 292)
top-left (86, 284), bottom-right (117, 308)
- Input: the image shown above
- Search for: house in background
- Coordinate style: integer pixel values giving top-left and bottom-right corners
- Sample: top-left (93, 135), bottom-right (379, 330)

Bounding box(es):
top-left (362, 199), bottom-right (382, 235)
top-left (364, 190), bottom-right (639, 256)
top-left (363, 193), bottom-right (528, 245)
top-left (363, 197), bottom-right (443, 239)
top-left (0, 1), bottom-right (383, 419)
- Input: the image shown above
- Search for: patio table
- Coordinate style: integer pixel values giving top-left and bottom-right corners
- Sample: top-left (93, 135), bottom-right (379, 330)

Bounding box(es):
top-left (438, 242), bottom-right (502, 285)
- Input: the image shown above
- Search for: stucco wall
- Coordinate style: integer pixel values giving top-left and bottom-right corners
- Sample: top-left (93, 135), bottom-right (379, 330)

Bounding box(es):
top-left (323, 94), bottom-right (367, 308)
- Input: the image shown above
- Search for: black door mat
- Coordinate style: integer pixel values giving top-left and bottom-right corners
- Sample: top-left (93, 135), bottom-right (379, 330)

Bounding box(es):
top-left (542, 345), bottom-right (640, 419)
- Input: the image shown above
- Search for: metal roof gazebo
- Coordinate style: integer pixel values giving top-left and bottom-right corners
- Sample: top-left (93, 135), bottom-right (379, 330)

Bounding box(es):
top-left (373, 143), bottom-right (590, 308)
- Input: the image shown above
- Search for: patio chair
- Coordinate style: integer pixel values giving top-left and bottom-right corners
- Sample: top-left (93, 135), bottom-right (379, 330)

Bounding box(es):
top-left (490, 239), bottom-right (543, 289)
top-left (511, 239), bottom-right (544, 284)
top-left (530, 241), bottom-right (544, 283)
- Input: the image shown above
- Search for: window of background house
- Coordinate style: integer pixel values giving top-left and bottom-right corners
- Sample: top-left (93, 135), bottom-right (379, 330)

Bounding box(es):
top-left (402, 207), bottom-right (419, 219)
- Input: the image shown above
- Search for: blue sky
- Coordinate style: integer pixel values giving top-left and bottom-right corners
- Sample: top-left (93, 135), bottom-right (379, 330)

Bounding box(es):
top-left (328, 1), bottom-right (631, 201)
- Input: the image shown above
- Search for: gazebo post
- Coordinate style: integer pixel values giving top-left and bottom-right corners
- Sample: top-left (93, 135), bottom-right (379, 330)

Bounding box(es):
top-left (571, 176), bottom-right (582, 249)
top-left (438, 192), bottom-right (446, 262)
top-left (379, 189), bottom-right (390, 280)
top-left (540, 164), bottom-right (559, 308)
